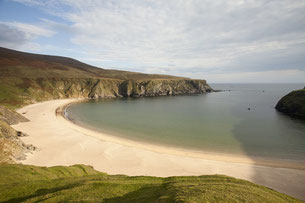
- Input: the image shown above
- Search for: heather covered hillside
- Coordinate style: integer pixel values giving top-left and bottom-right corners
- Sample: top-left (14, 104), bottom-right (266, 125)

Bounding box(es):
top-left (0, 47), bottom-right (212, 108)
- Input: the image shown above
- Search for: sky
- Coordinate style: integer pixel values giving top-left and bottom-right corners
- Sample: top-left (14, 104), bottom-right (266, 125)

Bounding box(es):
top-left (0, 0), bottom-right (305, 83)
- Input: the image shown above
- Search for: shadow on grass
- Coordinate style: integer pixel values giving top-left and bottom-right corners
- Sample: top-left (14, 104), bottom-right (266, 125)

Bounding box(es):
top-left (103, 185), bottom-right (165, 203)
top-left (230, 111), bottom-right (305, 201)
top-left (3, 182), bottom-right (84, 203)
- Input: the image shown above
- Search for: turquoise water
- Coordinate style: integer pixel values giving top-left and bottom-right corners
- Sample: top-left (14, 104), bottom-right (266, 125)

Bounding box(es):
top-left (66, 84), bottom-right (305, 161)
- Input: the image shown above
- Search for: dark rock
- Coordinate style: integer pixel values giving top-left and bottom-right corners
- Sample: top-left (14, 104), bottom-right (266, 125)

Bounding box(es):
top-left (275, 89), bottom-right (305, 120)
top-left (23, 143), bottom-right (36, 151)
top-left (26, 145), bottom-right (36, 151)
top-left (17, 131), bottom-right (28, 137)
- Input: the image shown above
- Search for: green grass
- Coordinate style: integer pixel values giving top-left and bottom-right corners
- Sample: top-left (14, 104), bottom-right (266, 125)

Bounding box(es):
top-left (0, 78), bottom-right (25, 109)
top-left (0, 164), bottom-right (301, 202)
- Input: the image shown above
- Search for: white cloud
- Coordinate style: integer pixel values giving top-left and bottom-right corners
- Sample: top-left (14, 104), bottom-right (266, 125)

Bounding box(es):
top-left (12, 0), bottom-right (43, 6)
top-left (202, 69), bottom-right (305, 83)
top-left (1, 21), bottom-right (55, 39)
top-left (0, 20), bottom-right (57, 52)
top-left (0, 23), bottom-right (27, 48)
top-left (8, 0), bottom-right (305, 82)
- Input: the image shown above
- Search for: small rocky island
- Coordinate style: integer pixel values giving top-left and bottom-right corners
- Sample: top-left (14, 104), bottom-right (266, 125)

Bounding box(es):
top-left (275, 88), bottom-right (305, 120)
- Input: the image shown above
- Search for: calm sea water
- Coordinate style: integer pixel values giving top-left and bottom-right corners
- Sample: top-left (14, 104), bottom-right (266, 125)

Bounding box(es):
top-left (66, 84), bottom-right (305, 161)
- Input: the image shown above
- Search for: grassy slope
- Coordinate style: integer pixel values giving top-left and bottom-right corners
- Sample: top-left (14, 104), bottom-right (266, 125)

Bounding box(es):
top-left (0, 164), bottom-right (301, 203)
top-left (0, 120), bottom-right (27, 164)
top-left (0, 47), bottom-right (194, 108)
top-left (0, 47), bottom-right (185, 80)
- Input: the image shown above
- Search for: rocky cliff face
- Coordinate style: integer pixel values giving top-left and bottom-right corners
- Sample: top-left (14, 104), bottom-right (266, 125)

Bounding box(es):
top-left (275, 88), bottom-right (305, 120)
top-left (119, 79), bottom-right (212, 97)
top-left (6, 78), bottom-right (212, 106)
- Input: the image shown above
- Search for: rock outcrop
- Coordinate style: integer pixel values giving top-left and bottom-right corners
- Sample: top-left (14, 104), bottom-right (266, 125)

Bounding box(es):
top-left (275, 88), bottom-right (305, 120)
top-left (119, 79), bottom-right (211, 97)
top-left (0, 106), bottom-right (29, 125)
top-left (0, 106), bottom-right (34, 164)
top-left (1, 77), bottom-right (213, 107)
top-left (0, 120), bottom-right (35, 164)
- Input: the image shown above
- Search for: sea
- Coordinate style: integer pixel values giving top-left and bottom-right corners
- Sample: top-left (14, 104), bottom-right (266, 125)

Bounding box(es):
top-left (66, 83), bottom-right (305, 161)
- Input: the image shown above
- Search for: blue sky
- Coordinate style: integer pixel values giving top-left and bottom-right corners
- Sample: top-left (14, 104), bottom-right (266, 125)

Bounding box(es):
top-left (0, 0), bottom-right (305, 83)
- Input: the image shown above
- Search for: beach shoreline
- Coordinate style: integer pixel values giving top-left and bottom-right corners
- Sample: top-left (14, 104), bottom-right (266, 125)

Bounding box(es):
top-left (12, 99), bottom-right (305, 200)
top-left (58, 99), bottom-right (305, 170)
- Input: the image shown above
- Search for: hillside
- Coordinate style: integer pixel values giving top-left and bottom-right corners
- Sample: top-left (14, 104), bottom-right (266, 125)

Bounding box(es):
top-left (275, 88), bottom-right (305, 120)
top-left (0, 105), bottom-right (29, 125)
top-left (0, 47), bottom-right (184, 80)
top-left (0, 105), bottom-right (34, 164)
top-left (0, 119), bottom-right (35, 164)
top-left (0, 47), bottom-right (212, 108)
top-left (0, 164), bottom-right (301, 202)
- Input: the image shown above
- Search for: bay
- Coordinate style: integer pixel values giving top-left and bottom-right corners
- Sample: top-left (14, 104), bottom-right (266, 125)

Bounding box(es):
top-left (66, 83), bottom-right (305, 161)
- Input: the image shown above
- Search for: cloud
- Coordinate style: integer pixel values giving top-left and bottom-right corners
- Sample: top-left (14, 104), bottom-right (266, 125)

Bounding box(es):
top-left (0, 21), bottom-right (55, 51)
top-left (1, 21), bottom-right (55, 39)
top-left (11, 0), bottom-right (43, 6)
top-left (0, 23), bottom-right (27, 48)
top-left (202, 69), bottom-right (305, 83)
top-left (7, 0), bottom-right (305, 82)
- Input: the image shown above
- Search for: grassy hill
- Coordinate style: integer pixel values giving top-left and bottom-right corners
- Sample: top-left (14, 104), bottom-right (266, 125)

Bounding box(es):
top-left (0, 164), bottom-right (301, 203)
top-left (0, 47), bottom-right (212, 108)
top-left (0, 47), bottom-right (184, 80)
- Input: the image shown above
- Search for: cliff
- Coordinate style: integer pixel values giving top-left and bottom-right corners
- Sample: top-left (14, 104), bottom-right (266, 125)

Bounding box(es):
top-left (119, 79), bottom-right (211, 97)
top-left (0, 47), bottom-right (213, 108)
top-left (275, 88), bottom-right (305, 120)
top-left (0, 77), bottom-right (212, 107)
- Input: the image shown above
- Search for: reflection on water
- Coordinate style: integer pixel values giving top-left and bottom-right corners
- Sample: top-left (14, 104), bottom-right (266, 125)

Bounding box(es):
top-left (67, 83), bottom-right (305, 161)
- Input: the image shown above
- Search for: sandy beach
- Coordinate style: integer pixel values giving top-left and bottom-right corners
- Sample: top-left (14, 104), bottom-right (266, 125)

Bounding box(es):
top-left (12, 99), bottom-right (305, 201)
